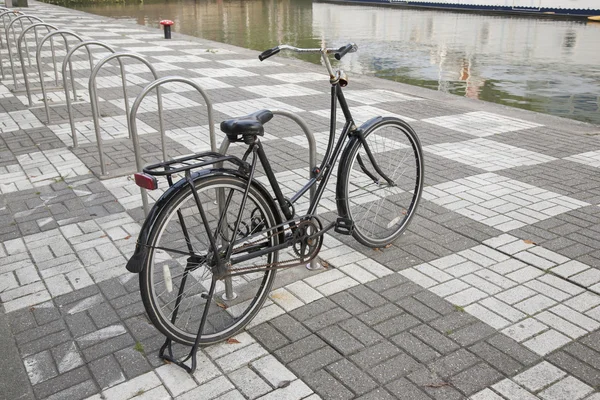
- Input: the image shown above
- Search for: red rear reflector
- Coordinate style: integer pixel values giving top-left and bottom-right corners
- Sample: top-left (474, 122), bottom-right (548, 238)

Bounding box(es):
top-left (134, 173), bottom-right (158, 190)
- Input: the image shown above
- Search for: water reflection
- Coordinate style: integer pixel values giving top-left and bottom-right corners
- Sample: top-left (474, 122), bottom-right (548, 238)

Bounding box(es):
top-left (59, 0), bottom-right (600, 124)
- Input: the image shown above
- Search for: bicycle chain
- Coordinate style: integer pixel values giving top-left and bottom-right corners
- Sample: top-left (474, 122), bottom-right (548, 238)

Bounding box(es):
top-left (223, 219), bottom-right (322, 276)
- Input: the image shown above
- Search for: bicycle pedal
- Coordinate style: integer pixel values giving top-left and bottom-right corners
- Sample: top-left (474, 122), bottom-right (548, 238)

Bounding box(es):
top-left (334, 217), bottom-right (354, 235)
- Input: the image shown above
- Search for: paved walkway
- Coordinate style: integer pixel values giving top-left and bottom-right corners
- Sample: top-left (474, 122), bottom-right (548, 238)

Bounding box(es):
top-left (2, 1), bottom-right (600, 399)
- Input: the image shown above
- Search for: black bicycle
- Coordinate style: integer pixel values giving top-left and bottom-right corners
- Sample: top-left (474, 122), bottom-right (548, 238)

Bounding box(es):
top-left (126, 43), bottom-right (424, 363)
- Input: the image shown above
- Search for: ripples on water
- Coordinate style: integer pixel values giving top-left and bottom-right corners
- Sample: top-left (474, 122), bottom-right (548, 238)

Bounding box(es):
top-left (59, 0), bottom-right (600, 124)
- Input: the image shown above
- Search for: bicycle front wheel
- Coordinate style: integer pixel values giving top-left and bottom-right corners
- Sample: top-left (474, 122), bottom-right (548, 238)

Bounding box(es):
top-left (140, 174), bottom-right (280, 345)
top-left (337, 117), bottom-right (424, 248)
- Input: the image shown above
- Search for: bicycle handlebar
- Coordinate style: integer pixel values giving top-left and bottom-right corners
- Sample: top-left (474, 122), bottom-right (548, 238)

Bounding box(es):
top-left (335, 44), bottom-right (354, 60)
top-left (258, 43), bottom-right (358, 61)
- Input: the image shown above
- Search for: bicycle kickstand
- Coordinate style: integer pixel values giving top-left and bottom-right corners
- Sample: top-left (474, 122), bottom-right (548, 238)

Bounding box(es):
top-left (158, 276), bottom-right (218, 373)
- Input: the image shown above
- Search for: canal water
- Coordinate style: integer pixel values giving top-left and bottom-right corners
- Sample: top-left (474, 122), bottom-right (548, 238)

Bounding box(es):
top-left (51, 0), bottom-right (600, 125)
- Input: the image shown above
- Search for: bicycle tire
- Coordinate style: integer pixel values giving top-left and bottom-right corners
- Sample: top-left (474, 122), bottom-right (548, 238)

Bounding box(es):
top-left (140, 174), bottom-right (280, 345)
top-left (337, 117), bottom-right (424, 248)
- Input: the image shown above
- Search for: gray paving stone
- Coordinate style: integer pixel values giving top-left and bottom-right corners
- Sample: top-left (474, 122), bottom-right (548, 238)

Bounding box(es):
top-left (16, 319), bottom-right (67, 346)
top-left (19, 330), bottom-right (73, 359)
top-left (338, 318), bottom-right (384, 347)
top-left (289, 298), bottom-right (337, 322)
top-left (32, 366), bottom-right (91, 400)
top-left (359, 303), bottom-right (404, 326)
top-left (32, 304), bottom-right (61, 326)
top-left (547, 350), bottom-right (600, 389)
top-left (350, 341), bottom-right (401, 369)
top-left (304, 369), bottom-right (354, 400)
top-left (469, 342), bottom-right (524, 376)
top-left (365, 274), bottom-right (408, 294)
top-left (429, 312), bottom-right (477, 335)
top-left (317, 325), bottom-right (365, 356)
top-left (87, 302), bottom-right (121, 329)
top-left (330, 291), bottom-right (371, 315)
top-left (326, 359), bottom-right (378, 395)
top-left (486, 334), bottom-right (540, 366)
top-left (288, 347), bottom-right (344, 378)
top-left (89, 354), bottom-right (126, 389)
top-left (249, 322), bottom-right (291, 352)
top-left (268, 313), bottom-right (312, 342)
top-left (381, 281), bottom-right (424, 302)
top-left (65, 312), bottom-right (97, 338)
top-left (392, 332), bottom-right (441, 363)
top-left (113, 347), bottom-right (153, 380)
top-left (303, 307), bottom-right (352, 331)
top-left (81, 333), bottom-right (135, 362)
top-left (275, 334), bottom-right (327, 363)
top-left (448, 322), bottom-right (497, 347)
top-left (410, 325), bottom-right (460, 355)
top-left (428, 349), bottom-right (480, 380)
top-left (43, 380), bottom-right (98, 400)
top-left (355, 388), bottom-right (396, 400)
top-left (450, 363), bottom-right (502, 395)
top-left (369, 352), bottom-right (422, 384)
top-left (386, 377), bottom-right (433, 400)
top-left (406, 368), bottom-right (464, 400)
top-left (374, 313), bottom-right (422, 337)
top-left (397, 298), bottom-right (442, 322)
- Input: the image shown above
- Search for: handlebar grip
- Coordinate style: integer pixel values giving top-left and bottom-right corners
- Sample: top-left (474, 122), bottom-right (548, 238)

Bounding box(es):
top-left (259, 46), bottom-right (280, 61)
top-left (335, 43), bottom-right (354, 60)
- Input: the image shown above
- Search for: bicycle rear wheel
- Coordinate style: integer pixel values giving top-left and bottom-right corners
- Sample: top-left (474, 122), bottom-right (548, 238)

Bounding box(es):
top-left (140, 174), bottom-right (280, 345)
top-left (337, 117), bottom-right (424, 248)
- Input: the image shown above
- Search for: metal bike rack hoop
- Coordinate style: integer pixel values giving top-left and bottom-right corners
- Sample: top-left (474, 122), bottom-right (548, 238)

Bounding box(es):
top-left (217, 109), bottom-right (322, 270)
top-left (35, 30), bottom-right (84, 120)
top-left (88, 52), bottom-right (163, 177)
top-left (16, 22), bottom-right (55, 94)
top-left (0, 10), bottom-right (24, 77)
top-left (0, 10), bottom-right (23, 49)
top-left (6, 14), bottom-right (42, 88)
top-left (62, 41), bottom-right (116, 148)
top-left (130, 75), bottom-right (217, 215)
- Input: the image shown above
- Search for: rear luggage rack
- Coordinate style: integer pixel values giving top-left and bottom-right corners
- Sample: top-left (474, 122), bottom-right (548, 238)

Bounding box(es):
top-left (142, 151), bottom-right (250, 177)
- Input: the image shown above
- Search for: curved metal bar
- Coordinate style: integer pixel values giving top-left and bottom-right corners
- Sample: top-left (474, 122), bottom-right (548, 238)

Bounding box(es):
top-left (16, 22), bottom-right (55, 96)
top-left (7, 15), bottom-right (42, 88)
top-left (88, 52), bottom-right (161, 177)
top-left (129, 76), bottom-right (217, 214)
top-left (0, 10), bottom-right (22, 48)
top-left (36, 30), bottom-right (84, 122)
top-left (217, 110), bottom-right (321, 269)
top-left (0, 10), bottom-right (23, 77)
top-left (62, 41), bottom-right (116, 148)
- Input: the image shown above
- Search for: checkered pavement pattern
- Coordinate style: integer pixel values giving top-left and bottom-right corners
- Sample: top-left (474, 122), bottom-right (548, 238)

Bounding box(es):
top-left (1, 1), bottom-right (600, 399)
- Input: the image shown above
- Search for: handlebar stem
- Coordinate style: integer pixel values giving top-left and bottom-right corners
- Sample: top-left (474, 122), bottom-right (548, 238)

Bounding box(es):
top-left (320, 49), bottom-right (336, 79)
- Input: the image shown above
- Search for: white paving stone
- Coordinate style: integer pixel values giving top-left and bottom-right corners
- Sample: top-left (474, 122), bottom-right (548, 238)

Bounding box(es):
top-left (523, 329), bottom-right (571, 356)
top-left (539, 376), bottom-right (594, 400)
top-left (424, 138), bottom-right (556, 171)
top-left (492, 379), bottom-right (540, 400)
top-left (155, 364), bottom-right (198, 397)
top-left (502, 318), bottom-right (549, 342)
top-left (311, 105), bottom-right (414, 126)
top-left (191, 67), bottom-right (258, 78)
top-left (214, 98), bottom-right (303, 116)
top-left (565, 150), bottom-right (600, 169)
top-left (423, 174), bottom-right (588, 232)
top-left (422, 111), bottom-right (542, 137)
top-left (241, 83), bottom-right (321, 98)
top-left (513, 361), bottom-right (566, 392)
top-left (250, 355), bottom-right (297, 388)
top-left (266, 72), bottom-right (325, 82)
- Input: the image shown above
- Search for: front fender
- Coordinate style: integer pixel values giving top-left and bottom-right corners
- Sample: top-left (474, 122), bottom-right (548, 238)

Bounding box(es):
top-left (125, 168), bottom-right (281, 273)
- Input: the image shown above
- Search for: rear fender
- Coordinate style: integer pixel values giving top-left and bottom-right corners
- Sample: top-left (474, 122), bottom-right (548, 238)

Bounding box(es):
top-left (125, 168), bottom-right (282, 273)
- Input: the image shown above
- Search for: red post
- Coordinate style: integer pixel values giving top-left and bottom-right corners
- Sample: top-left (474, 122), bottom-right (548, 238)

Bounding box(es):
top-left (160, 20), bottom-right (174, 39)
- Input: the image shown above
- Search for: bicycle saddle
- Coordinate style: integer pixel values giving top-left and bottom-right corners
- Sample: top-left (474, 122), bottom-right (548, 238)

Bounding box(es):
top-left (220, 109), bottom-right (273, 142)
